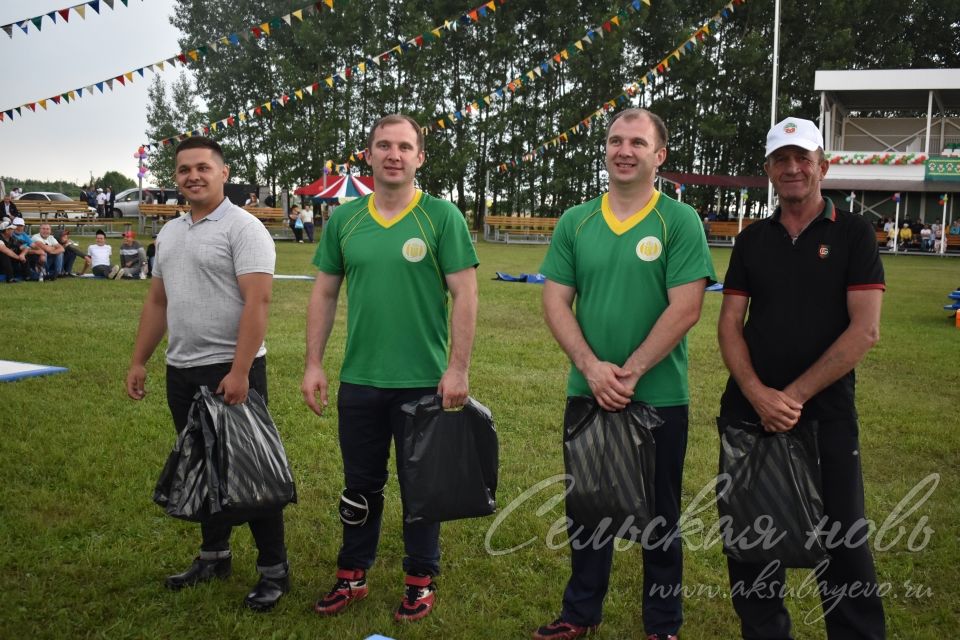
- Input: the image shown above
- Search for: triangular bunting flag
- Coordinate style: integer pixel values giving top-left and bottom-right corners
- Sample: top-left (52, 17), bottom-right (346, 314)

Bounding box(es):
top-left (177, 53), bottom-right (187, 64)
top-left (6, 110), bottom-right (14, 119)
top-left (59, 9), bottom-right (70, 21)
top-left (672, 49), bottom-right (681, 61)
top-left (68, 90), bottom-right (76, 100)
top-left (31, 17), bottom-right (43, 31)
top-left (77, 88), bottom-right (84, 97)
top-left (1, 25), bottom-right (12, 38)
top-left (124, 71), bottom-right (134, 82)
top-left (104, 0), bottom-right (115, 9)
top-left (293, 9), bottom-right (303, 20)
top-left (282, 14), bottom-right (292, 26)
top-left (239, 112), bottom-right (247, 121)
top-left (468, 9), bottom-right (479, 21)
top-left (96, 81), bottom-right (104, 92)
top-left (116, 75), bottom-right (125, 86)
top-left (27, 103), bottom-right (36, 112)
top-left (156, 61), bottom-right (164, 71)
top-left (88, 0), bottom-right (100, 14)
top-left (323, 0), bottom-right (334, 7)
top-left (260, 23), bottom-right (270, 36)
top-left (17, 21), bottom-right (29, 34)
top-left (38, 99), bottom-right (48, 110)
top-left (47, 12), bottom-right (58, 24)
top-left (611, 16), bottom-right (620, 27)
top-left (295, 89), bottom-right (303, 99)
top-left (106, 79), bottom-right (114, 90)
top-left (264, 102), bottom-right (272, 112)
top-left (188, 50), bottom-right (199, 62)
top-left (304, 84), bottom-right (314, 95)
top-left (136, 67), bottom-right (145, 77)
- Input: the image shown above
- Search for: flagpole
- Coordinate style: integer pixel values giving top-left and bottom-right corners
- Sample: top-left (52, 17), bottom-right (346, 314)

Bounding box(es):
top-left (893, 195), bottom-right (900, 253)
top-left (767, 0), bottom-right (781, 217)
top-left (941, 195), bottom-right (949, 256)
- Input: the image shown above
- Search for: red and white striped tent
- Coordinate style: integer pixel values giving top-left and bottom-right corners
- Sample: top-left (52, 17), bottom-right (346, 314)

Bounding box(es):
top-left (295, 175), bottom-right (374, 202)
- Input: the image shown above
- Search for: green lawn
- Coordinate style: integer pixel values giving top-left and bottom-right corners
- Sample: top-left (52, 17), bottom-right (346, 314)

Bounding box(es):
top-left (1, 241), bottom-right (958, 639)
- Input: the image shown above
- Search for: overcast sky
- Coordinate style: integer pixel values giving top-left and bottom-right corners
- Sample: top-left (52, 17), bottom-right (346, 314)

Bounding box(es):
top-left (0, 0), bottom-right (181, 188)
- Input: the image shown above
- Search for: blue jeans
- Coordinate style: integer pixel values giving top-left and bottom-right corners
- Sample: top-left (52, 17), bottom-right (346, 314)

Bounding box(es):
top-left (560, 404), bottom-right (688, 635)
top-left (336, 382), bottom-right (441, 576)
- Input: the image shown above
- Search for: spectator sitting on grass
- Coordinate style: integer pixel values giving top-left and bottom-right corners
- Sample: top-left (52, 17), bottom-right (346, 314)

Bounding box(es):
top-left (118, 231), bottom-right (148, 279)
top-left (54, 228), bottom-right (90, 277)
top-left (0, 220), bottom-right (29, 283)
top-left (88, 229), bottom-right (120, 279)
top-left (29, 223), bottom-right (65, 281)
top-left (10, 217), bottom-right (31, 246)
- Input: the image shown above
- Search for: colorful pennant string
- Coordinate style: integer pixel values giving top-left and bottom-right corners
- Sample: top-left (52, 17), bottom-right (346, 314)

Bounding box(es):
top-left (141, 0), bottom-right (506, 150)
top-left (2, 0), bottom-right (138, 39)
top-left (0, 0), bottom-right (340, 122)
top-left (496, 0), bottom-right (746, 172)
top-left (326, 0), bottom-right (649, 173)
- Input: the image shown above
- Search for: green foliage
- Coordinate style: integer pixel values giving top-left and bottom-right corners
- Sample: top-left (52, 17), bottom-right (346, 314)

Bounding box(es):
top-left (0, 243), bottom-right (957, 638)
top-left (93, 170), bottom-right (137, 194)
top-left (150, 0), bottom-right (960, 218)
top-left (1, 176), bottom-right (84, 198)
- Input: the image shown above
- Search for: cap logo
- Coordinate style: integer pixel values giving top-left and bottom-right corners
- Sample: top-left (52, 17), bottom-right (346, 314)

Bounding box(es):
top-left (784, 122), bottom-right (797, 135)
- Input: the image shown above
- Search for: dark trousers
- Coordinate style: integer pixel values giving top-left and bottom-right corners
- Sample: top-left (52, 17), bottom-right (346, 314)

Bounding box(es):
top-left (561, 404), bottom-right (688, 634)
top-left (290, 222), bottom-right (303, 242)
top-left (0, 252), bottom-right (17, 281)
top-left (336, 382), bottom-right (440, 576)
top-left (304, 222), bottom-right (315, 242)
top-left (165, 356), bottom-right (287, 568)
top-left (724, 417), bottom-right (886, 639)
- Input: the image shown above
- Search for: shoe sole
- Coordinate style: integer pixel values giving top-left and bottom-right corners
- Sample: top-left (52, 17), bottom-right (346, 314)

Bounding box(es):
top-left (245, 595), bottom-right (284, 613)
top-left (314, 589), bottom-right (368, 616)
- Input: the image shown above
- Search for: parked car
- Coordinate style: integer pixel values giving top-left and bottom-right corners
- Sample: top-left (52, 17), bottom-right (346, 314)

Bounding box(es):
top-left (16, 191), bottom-right (96, 218)
top-left (112, 188), bottom-right (181, 218)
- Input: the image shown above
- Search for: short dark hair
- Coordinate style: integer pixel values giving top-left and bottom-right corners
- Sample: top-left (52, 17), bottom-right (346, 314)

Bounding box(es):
top-left (95, 229), bottom-right (106, 237)
top-left (175, 136), bottom-right (225, 164)
top-left (367, 114), bottom-right (424, 152)
top-left (606, 108), bottom-right (668, 149)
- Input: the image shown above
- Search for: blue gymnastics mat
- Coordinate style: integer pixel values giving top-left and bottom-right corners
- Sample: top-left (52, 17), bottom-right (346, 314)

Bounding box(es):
top-left (0, 360), bottom-right (68, 382)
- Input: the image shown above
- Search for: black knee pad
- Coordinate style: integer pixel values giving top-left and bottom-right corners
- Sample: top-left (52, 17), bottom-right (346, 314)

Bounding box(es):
top-left (339, 488), bottom-right (384, 527)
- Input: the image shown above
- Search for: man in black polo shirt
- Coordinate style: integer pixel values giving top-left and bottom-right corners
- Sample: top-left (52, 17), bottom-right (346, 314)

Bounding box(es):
top-left (717, 117), bottom-right (886, 639)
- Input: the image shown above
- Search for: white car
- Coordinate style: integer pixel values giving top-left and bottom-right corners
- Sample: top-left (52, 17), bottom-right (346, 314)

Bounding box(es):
top-left (16, 191), bottom-right (96, 218)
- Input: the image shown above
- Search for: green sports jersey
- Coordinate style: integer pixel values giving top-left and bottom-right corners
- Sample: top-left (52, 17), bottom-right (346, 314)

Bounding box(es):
top-left (540, 190), bottom-right (716, 406)
top-left (313, 190), bottom-right (479, 388)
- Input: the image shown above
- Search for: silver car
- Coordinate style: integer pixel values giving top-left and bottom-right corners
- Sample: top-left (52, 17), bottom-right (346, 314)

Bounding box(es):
top-left (112, 188), bottom-right (181, 218)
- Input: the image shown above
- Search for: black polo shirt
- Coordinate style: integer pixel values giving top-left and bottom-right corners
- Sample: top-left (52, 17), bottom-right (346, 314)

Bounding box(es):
top-left (720, 198), bottom-right (885, 421)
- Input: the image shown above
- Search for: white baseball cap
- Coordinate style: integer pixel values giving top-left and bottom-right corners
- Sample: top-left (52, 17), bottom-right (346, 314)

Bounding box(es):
top-left (765, 117), bottom-right (823, 157)
top-left (12, 217), bottom-right (25, 226)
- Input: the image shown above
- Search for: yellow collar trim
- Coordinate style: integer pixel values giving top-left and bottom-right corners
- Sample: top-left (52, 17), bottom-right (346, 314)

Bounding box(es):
top-left (369, 190), bottom-right (422, 228)
top-left (601, 191), bottom-right (660, 236)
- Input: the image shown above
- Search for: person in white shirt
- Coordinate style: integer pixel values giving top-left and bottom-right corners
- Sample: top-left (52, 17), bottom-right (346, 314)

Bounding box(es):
top-left (87, 229), bottom-right (120, 278)
top-left (301, 203), bottom-right (315, 242)
top-left (29, 223), bottom-right (65, 280)
top-left (96, 189), bottom-right (108, 218)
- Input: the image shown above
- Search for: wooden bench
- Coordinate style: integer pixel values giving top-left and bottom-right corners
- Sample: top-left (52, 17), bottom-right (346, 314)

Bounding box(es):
top-left (15, 200), bottom-right (93, 221)
top-left (483, 215), bottom-right (558, 244)
top-left (245, 206), bottom-right (294, 239)
top-left (704, 219), bottom-right (756, 244)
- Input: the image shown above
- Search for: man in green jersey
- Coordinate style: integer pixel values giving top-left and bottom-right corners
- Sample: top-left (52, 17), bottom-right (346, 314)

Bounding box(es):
top-left (533, 108), bottom-right (716, 640)
top-left (301, 114), bottom-right (479, 622)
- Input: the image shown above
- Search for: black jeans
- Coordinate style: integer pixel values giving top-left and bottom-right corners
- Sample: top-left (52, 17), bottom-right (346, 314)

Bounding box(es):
top-left (336, 382), bottom-right (440, 576)
top-left (560, 404), bottom-right (689, 635)
top-left (723, 417), bottom-right (886, 639)
top-left (165, 356), bottom-right (287, 568)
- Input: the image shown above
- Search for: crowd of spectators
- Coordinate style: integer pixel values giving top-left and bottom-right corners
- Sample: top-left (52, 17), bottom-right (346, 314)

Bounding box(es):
top-left (878, 217), bottom-right (951, 252)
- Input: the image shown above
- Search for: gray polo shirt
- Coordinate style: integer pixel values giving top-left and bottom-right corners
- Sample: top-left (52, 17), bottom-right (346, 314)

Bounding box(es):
top-left (153, 198), bottom-right (275, 368)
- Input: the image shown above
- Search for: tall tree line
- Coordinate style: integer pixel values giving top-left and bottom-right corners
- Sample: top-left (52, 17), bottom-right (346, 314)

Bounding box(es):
top-left (144, 0), bottom-right (960, 220)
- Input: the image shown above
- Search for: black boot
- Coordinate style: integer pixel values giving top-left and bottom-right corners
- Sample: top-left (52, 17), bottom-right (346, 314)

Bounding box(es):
top-left (165, 556), bottom-right (232, 591)
top-left (244, 573), bottom-right (290, 612)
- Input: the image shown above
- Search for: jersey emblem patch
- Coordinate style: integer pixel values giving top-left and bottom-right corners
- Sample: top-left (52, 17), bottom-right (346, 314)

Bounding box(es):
top-left (818, 244), bottom-right (830, 259)
top-left (636, 236), bottom-right (663, 262)
top-left (402, 237), bottom-right (427, 262)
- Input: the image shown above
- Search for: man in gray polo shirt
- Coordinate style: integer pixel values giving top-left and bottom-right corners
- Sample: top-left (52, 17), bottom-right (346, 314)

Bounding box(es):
top-left (125, 136), bottom-right (290, 612)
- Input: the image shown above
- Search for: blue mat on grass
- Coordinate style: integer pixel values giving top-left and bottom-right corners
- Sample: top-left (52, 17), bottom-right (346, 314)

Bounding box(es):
top-left (0, 360), bottom-right (68, 382)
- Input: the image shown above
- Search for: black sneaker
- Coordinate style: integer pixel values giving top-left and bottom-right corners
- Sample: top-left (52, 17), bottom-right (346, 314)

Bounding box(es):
top-left (165, 556), bottom-right (232, 590)
top-left (244, 573), bottom-right (290, 612)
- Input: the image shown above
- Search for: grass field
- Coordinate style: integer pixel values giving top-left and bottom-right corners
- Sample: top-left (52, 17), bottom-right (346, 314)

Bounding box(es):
top-left (1, 240), bottom-right (958, 639)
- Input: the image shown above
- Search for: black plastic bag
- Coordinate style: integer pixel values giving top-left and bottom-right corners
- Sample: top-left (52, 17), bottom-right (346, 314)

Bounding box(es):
top-left (154, 387), bottom-right (297, 522)
top-left (563, 397), bottom-right (662, 536)
top-left (716, 417), bottom-right (827, 568)
top-left (400, 395), bottom-right (498, 524)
